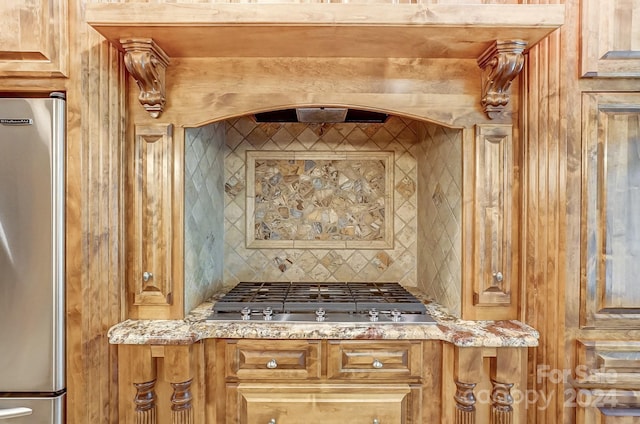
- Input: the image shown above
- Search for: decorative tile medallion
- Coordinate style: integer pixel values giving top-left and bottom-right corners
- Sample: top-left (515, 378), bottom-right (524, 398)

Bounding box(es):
top-left (246, 151), bottom-right (394, 249)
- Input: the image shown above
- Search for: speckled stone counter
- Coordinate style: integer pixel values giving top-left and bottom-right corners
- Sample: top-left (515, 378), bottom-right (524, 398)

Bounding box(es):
top-left (108, 290), bottom-right (539, 348)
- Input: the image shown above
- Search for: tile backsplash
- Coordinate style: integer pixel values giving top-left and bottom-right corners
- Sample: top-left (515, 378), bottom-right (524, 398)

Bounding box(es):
top-left (415, 122), bottom-right (462, 316)
top-left (184, 114), bottom-right (462, 316)
top-left (184, 123), bottom-right (225, 314)
top-left (223, 116), bottom-right (419, 288)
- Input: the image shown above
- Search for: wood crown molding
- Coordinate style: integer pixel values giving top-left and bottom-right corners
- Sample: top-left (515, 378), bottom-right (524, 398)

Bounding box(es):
top-left (121, 38), bottom-right (170, 118)
top-left (478, 40), bottom-right (527, 120)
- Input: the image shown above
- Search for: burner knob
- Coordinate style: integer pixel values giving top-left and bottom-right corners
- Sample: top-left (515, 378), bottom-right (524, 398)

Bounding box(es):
top-left (390, 309), bottom-right (402, 322)
top-left (262, 307), bottom-right (273, 321)
top-left (369, 308), bottom-right (379, 322)
top-left (315, 308), bottom-right (326, 322)
top-left (241, 307), bottom-right (251, 320)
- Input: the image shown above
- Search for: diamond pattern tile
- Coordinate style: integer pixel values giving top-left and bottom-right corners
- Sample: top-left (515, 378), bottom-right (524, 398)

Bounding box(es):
top-left (415, 121), bottom-right (462, 316)
top-left (182, 116), bottom-right (461, 314)
top-left (218, 116), bottom-right (422, 288)
top-left (184, 122), bottom-right (225, 314)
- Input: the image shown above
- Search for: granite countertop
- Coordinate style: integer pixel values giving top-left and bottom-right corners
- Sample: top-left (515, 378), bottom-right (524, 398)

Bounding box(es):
top-left (108, 288), bottom-right (539, 348)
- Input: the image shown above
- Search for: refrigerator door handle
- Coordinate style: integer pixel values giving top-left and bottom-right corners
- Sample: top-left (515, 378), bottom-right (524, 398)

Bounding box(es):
top-left (0, 407), bottom-right (33, 419)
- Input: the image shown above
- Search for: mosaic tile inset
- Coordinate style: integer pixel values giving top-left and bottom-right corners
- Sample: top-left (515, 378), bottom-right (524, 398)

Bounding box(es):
top-left (247, 151), bottom-right (393, 249)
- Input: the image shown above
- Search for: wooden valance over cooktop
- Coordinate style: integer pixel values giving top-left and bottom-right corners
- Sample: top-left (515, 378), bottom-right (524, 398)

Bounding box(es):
top-left (85, 3), bottom-right (564, 59)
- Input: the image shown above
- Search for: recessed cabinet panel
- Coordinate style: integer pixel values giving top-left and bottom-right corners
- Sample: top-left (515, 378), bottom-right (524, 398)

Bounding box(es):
top-left (0, 0), bottom-right (68, 77)
top-left (327, 340), bottom-right (422, 381)
top-left (582, 93), bottom-right (640, 328)
top-left (581, 0), bottom-right (640, 77)
top-left (232, 383), bottom-right (410, 424)
top-left (225, 340), bottom-right (321, 380)
top-left (575, 391), bottom-right (640, 424)
top-left (472, 124), bottom-right (514, 307)
top-left (131, 124), bottom-right (174, 307)
top-left (576, 340), bottom-right (640, 389)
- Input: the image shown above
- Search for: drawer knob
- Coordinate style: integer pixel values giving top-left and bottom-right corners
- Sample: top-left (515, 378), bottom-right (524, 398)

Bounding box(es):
top-left (142, 271), bottom-right (153, 282)
top-left (266, 359), bottom-right (278, 369)
top-left (372, 359), bottom-right (383, 369)
top-left (493, 271), bottom-right (504, 283)
top-left (373, 420), bottom-right (380, 424)
top-left (268, 420), bottom-right (276, 424)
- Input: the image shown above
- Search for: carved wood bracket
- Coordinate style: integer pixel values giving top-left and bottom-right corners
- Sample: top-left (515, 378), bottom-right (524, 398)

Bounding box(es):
top-left (121, 38), bottom-right (170, 118)
top-left (478, 40), bottom-right (527, 120)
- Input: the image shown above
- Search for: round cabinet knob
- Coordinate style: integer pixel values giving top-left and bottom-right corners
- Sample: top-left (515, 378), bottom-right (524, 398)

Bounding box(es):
top-left (142, 271), bottom-right (153, 282)
top-left (268, 419), bottom-right (276, 424)
top-left (266, 359), bottom-right (278, 369)
top-left (372, 359), bottom-right (383, 369)
top-left (493, 271), bottom-right (504, 283)
top-left (373, 419), bottom-right (380, 424)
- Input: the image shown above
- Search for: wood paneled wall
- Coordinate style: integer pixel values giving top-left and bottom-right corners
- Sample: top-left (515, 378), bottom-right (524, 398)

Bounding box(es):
top-left (521, 13), bottom-right (567, 424)
top-left (65, 4), bottom-right (127, 422)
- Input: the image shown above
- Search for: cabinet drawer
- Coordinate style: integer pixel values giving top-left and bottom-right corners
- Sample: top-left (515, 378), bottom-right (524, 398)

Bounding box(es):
top-left (234, 383), bottom-right (410, 424)
top-left (225, 340), bottom-right (321, 380)
top-left (327, 341), bottom-right (422, 380)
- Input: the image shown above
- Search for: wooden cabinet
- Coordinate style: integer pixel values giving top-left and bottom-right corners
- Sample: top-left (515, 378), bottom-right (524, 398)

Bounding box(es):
top-left (326, 340), bottom-right (422, 381)
top-left (573, 93), bottom-right (640, 421)
top-left (127, 123), bottom-right (184, 319)
top-left (230, 384), bottom-right (410, 424)
top-left (463, 124), bottom-right (519, 320)
top-left (225, 339), bottom-right (321, 380)
top-left (581, 93), bottom-right (640, 330)
top-left (0, 0), bottom-right (68, 77)
top-left (580, 0), bottom-right (640, 77)
top-left (216, 339), bottom-right (440, 424)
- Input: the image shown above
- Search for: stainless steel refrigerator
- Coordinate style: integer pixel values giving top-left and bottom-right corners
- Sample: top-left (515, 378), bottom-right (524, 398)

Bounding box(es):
top-left (0, 95), bottom-right (65, 423)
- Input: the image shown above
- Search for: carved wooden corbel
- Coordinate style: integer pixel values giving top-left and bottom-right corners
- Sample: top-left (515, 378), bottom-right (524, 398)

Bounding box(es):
top-left (121, 38), bottom-right (170, 119)
top-left (478, 40), bottom-right (527, 119)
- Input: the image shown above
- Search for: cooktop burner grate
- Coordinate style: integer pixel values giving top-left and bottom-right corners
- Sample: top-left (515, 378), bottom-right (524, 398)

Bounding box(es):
top-left (212, 281), bottom-right (427, 314)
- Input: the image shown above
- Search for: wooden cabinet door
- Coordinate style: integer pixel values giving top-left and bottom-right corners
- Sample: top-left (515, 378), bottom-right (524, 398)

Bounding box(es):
top-left (0, 0), bottom-right (68, 77)
top-left (127, 123), bottom-right (180, 319)
top-left (464, 124), bottom-right (518, 320)
top-left (581, 0), bottom-right (640, 77)
top-left (582, 93), bottom-right (640, 330)
top-left (230, 383), bottom-right (411, 424)
top-left (574, 93), bottom-right (640, 421)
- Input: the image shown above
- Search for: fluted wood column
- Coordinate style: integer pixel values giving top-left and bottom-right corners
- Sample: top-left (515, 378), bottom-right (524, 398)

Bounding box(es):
top-left (119, 345), bottom-right (157, 424)
top-left (164, 345), bottom-right (202, 424)
top-left (170, 379), bottom-right (193, 424)
top-left (454, 348), bottom-right (483, 424)
top-left (133, 380), bottom-right (157, 424)
top-left (490, 380), bottom-right (514, 424)
top-left (492, 348), bottom-right (526, 424)
top-left (454, 380), bottom-right (477, 424)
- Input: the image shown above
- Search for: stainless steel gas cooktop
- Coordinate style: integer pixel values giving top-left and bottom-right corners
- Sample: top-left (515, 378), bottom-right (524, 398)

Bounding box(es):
top-left (207, 282), bottom-right (436, 324)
